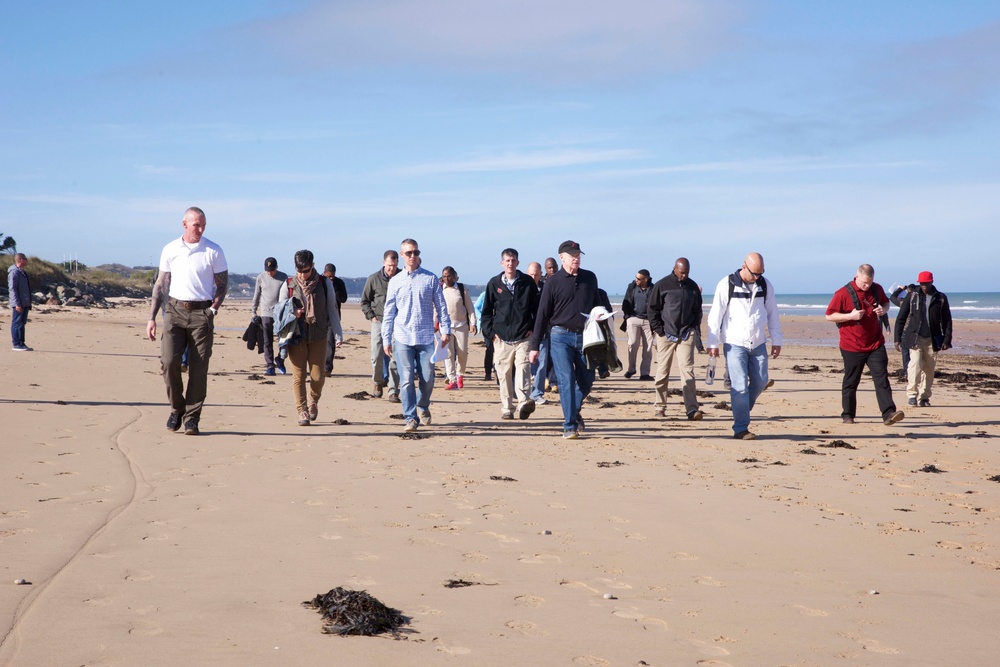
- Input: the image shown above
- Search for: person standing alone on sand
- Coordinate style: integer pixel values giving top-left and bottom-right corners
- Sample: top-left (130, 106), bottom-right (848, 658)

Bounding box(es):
top-left (706, 252), bottom-right (781, 440)
top-left (8, 253), bottom-right (32, 351)
top-left (825, 264), bottom-right (905, 426)
top-left (146, 207), bottom-right (228, 436)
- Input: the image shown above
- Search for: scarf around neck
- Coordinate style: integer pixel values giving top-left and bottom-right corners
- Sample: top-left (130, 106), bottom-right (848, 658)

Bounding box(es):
top-left (295, 269), bottom-right (321, 324)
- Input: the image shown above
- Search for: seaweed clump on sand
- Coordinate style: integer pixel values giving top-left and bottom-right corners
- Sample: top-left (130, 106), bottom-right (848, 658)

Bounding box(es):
top-left (303, 587), bottom-right (409, 637)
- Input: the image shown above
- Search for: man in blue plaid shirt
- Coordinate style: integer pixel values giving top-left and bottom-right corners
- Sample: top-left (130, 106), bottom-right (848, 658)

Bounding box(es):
top-left (383, 238), bottom-right (452, 432)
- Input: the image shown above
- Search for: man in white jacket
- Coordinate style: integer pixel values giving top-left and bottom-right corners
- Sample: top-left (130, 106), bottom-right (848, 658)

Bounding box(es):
top-left (706, 252), bottom-right (782, 440)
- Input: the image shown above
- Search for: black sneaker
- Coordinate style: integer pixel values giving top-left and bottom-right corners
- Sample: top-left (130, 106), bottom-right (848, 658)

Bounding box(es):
top-left (907, 397), bottom-right (917, 407)
top-left (918, 399), bottom-right (930, 407)
top-left (184, 420), bottom-right (200, 436)
top-left (166, 412), bottom-right (182, 431)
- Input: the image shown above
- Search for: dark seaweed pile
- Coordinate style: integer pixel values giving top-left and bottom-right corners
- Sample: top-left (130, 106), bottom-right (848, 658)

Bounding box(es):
top-left (303, 587), bottom-right (408, 637)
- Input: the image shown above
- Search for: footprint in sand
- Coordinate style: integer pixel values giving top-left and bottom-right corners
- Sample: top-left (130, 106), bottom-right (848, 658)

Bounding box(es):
top-left (572, 656), bottom-right (609, 666)
top-left (672, 551), bottom-right (699, 561)
top-left (504, 620), bottom-right (548, 637)
top-left (514, 594), bottom-right (543, 608)
top-left (695, 576), bottom-right (725, 587)
top-left (936, 540), bottom-right (963, 549)
top-left (128, 621), bottom-right (164, 637)
top-left (791, 604), bottom-right (828, 617)
top-left (124, 570), bottom-right (154, 582)
top-left (519, 554), bottom-right (561, 564)
top-left (477, 531), bottom-right (519, 543)
top-left (560, 580), bottom-right (600, 593)
top-left (463, 552), bottom-right (488, 563)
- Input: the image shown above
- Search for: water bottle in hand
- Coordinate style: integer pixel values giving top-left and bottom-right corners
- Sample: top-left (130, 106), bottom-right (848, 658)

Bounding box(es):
top-left (705, 356), bottom-right (716, 385)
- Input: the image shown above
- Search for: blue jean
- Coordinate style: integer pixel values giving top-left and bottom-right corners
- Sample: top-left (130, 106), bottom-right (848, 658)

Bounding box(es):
top-left (530, 334), bottom-right (551, 400)
top-left (724, 343), bottom-right (769, 434)
top-left (395, 341), bottom-right (434, 424)
top-left (549, 327), bottom-right (594, 431)
top-left (11, 308), bottom-right (28, 347)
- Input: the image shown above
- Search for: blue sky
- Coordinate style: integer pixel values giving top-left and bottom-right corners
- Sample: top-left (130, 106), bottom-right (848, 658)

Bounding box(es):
top-left (2, 1), bottom-right (998, 292)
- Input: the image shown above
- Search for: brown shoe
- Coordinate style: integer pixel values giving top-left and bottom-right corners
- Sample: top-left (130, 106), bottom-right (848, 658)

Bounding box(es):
top-left (733, 430), bottom-right (756, 440)
top-left (308, 402), bottom-right (319, 422)
top-left (883, 411), bottom-right (904, 426)
top-left (373, 384), bottom-right (383, 398)
top-left (843, 416), bottom-right (855, 424)
top-left (687, 410), bottom-right (704, 421)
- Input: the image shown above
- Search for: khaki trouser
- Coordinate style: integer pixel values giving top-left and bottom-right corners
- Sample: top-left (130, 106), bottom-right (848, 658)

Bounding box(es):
top-left (494, 338), bottom-right (532, 414)
top-left (444, 326), bottom-right (471, 382)
top-left (626, 317), bottom-right (654, 376)
top-left (654, 334), bottom-right (698, 415)
top-left (907, 336), bottom-right (936, 401)
top-left (161, 300), bottom-right (214, 422)
top-left (288, 337), bottom-right (327, 414)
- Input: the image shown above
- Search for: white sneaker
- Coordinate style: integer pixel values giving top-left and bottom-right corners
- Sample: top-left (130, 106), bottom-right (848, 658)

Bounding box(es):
top-left (403, 420), bottom-right (418, 432)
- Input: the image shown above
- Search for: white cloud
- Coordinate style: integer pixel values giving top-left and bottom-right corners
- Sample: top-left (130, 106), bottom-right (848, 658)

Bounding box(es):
top-left (254, 0), bottom-right (747, 81)
top-left (394, 148), bottom-right (646, 175)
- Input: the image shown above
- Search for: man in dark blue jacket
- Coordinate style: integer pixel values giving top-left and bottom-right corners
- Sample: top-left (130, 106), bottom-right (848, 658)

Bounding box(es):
top-left (482, 248), bottom-right (540, 420)
top-left (894, 270), bottom-right (952, 408)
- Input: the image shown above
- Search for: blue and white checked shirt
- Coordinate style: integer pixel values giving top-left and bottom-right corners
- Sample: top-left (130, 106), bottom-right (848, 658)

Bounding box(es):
top-left (382, 266), bottom-right (451, 346)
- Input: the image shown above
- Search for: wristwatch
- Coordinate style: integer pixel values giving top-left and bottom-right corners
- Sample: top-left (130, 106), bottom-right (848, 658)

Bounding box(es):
top-left (209, 306), bottom-right (218, 316)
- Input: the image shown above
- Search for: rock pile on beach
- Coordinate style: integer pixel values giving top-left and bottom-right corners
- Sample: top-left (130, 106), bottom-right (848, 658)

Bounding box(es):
top-left (7, 282), bottom-right (149, 309)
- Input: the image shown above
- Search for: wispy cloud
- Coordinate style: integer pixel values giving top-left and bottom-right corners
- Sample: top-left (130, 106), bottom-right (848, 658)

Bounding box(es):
top-left (395, 148), bottom-right (646, 176)
top-left (252, 0), bottom-right (747, 82)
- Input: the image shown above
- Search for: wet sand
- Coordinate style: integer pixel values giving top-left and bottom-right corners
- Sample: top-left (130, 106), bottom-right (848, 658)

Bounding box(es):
top-left (2, 304), bottom-right (998, 665)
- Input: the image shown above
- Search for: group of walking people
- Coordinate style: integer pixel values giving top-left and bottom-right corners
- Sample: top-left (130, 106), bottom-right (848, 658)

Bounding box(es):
top-left (140, 206), bottom-right (953, 441)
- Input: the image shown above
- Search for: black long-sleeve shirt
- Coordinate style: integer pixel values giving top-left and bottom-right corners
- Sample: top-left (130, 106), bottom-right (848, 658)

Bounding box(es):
top-left (530, 267), bottom-right (599, 351)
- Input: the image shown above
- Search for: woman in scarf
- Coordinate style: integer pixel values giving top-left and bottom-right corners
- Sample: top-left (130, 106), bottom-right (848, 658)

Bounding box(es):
top-left (283, 249), bottom-right (343, 426)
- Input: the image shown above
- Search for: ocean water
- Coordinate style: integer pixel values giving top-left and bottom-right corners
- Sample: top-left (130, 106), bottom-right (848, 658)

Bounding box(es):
top-left (606, 292), bottom-right (1000, 321)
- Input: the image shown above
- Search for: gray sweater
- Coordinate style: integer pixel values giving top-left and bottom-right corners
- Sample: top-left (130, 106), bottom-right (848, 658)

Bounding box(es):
top-left (8, 264), bottom-right (31, 310)
top-left (252, 271), bottom-right (288, 317)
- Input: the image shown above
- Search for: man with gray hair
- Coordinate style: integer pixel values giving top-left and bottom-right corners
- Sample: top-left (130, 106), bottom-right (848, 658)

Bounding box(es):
top-left (146, 207), bottom-right (228, 436)
top-left (826, 264), bottom-right (904, 426)
top-left (8, 252), bottom-right (32, 351)
top-left (360, 250), bottom-right (400, 401)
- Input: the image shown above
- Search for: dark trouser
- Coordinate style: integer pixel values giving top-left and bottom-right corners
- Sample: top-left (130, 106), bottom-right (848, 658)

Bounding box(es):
top-left (162, 301), bottom-right (214, 423)
top-left (325, 326), bottom-right (336, 375)
top-left (11, 307), bottom-right (28, 347)
top-left (899, 346), bottom-right (910, 381)
top-left (483, 338), bottom-right (495, 379)
top-left (262, 316), bottom-right (276, 371)
top-left (841, 345), bottom-right (896, 420)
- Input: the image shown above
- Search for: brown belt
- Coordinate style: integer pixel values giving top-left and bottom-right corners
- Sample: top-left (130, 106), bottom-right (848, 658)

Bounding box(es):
top-left (170, 297), bottom-right (212, 310)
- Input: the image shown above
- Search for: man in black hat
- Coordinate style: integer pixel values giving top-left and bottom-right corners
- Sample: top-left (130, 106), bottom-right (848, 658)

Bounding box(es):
top-left (529, 240), bottom-right (601, 439)
top-left (252, 256), bottom-right (289, 376)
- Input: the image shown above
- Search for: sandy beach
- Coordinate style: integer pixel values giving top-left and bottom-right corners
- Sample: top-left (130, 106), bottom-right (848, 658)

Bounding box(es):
top-left (2, 302), bottom-right (998, 666)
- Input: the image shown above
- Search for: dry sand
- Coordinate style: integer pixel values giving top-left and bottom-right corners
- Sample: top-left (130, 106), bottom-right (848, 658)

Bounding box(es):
top-left (2, 303), bottom-right (999, 666)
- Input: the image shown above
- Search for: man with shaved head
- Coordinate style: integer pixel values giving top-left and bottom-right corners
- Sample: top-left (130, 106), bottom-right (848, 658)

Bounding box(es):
top-left (647, 257), bottom-right (703, 421)
top-left (706, 252), bottom-right (782, 440)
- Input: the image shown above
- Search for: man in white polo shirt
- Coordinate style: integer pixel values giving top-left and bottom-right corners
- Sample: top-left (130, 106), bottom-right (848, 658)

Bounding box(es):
top-left (146, 207), bottom-right (228, 435)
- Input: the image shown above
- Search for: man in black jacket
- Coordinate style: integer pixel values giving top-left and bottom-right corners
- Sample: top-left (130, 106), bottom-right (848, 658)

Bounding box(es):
top-left (647, 257), bottom-right (704, 420)
top-left (894, 270), bottom-right (952, 407)
top-left (529, 240), bottom-right (600, 439)
top-left (482, 248), bottom-right (540, 420)
top-left (621, 269), bottom-right (655, 380)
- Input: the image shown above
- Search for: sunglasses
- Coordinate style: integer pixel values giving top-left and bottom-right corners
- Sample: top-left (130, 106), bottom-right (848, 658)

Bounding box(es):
top-left (744, 265), bottom-right (764, 278)
top-left (403, 250), bottom-right (421, 257)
